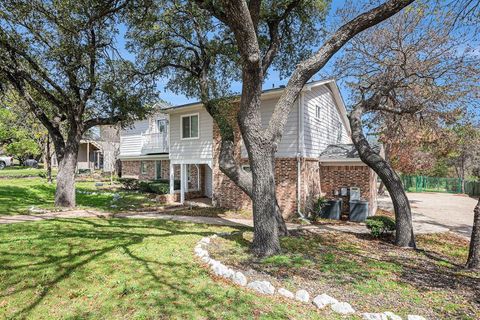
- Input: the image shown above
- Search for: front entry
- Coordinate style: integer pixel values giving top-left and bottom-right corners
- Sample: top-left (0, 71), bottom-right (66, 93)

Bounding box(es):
top-left (155, 160), bottom-right (162, 180)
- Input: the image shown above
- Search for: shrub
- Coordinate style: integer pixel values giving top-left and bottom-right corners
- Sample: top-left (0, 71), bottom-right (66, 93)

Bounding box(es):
top-left (366, 216), bottom-right (396, 237)
top-left (119, 178), bottom-right (139, 190)
top-left (310, 196), bottom-right (328, 221)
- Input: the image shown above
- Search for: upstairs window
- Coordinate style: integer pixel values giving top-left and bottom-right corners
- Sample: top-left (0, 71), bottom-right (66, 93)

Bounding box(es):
top-left (157, 119), bottom-right (167, 134)
top-left (181, 114), bottom-right (199, 139)
top-left (315, 105), bottom-right (321, 119)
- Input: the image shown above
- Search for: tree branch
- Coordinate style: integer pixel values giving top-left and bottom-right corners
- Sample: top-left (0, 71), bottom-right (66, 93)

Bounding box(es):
top-left (267, 0), bottom-right (415, 143)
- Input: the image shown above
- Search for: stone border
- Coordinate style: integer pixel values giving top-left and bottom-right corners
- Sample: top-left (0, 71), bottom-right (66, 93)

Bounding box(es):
top-left (194, 233), bottom-right (427, 320)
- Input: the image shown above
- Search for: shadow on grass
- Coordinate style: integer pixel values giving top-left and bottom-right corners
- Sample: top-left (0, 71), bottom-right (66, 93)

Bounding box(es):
top-left (0, 218), bottom-right (253, 320)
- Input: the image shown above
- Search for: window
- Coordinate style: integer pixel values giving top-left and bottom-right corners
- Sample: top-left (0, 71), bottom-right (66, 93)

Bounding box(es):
top-left (315, 105), bottom-right (321, 119)
top-left (140, 161), bottom-right (147, 174)
top-left (157, 119), bottom-right (167, 134)
top-left (181, 114), bottom-right (199, 139)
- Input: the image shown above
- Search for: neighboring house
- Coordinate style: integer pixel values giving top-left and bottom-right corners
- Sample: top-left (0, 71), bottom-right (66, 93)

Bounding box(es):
top-left (119, 79), bottom-right (378, 217)
top-left (52, 125), bottom-right (120, 173)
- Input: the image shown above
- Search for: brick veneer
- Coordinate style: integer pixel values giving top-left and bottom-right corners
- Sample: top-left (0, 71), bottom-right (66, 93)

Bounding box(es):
top-left (121, 160), bottom-right (170, 180)
top-left (319, 164), bottom-right (377, 216)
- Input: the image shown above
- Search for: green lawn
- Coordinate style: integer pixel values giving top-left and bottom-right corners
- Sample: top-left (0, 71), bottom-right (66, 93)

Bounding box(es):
top-left (0, 166), bottom-right (57, 178)
top-left (0, 218), bottom-right (328, 319)
top-left (0, 178), bottom-right (158, 215)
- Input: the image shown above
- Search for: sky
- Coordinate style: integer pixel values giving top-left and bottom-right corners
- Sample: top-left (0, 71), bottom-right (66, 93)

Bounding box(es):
top-left (116, 0), bottom-right (348, 106)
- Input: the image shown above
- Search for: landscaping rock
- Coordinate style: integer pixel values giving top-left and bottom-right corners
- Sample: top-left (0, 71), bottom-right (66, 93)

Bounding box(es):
top-left (312, 294), bottom-right (338, 309)
top-left (331, 302), bottom-right (355, 315)
top-left (112, 193), bottom-right (121, 201)
top-left (407, 316), bottom-right (426, 320)
top-left (363, 313), bottom-right (388, 320)
top-left (232, 272), bottom-right (247, 286)
top-left (277, 288), bottom-right (294, 299)
top-left (200, 256), bottom-right (211, 264)
top-left (194, 247), bottom-right (208, 258)
top-left (384, 312), bottom-right (402, 320)
top-left (212, 263), bottom-right (229, 277)
top-left (295, 289), bottom-right (310, 303)
top-left (247, 281), bottom-right (275, 295)
top-left (199, 237), bottom-right (211, 244)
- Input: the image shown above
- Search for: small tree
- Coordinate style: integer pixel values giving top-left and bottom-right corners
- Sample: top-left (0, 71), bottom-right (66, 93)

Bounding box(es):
top-left (334, 3), bottom-right (478, 247)
top-left (0, 0), bottom-right (155, 207)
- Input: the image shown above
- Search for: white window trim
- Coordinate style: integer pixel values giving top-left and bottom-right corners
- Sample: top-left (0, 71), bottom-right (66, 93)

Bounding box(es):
top-left (180, 113), bottom-right (200, 140)
top-left (140, 161), bottom-right (147, 175)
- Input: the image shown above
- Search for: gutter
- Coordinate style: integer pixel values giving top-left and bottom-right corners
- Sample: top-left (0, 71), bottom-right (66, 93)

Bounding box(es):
top-left (296, 91), bottom-right (307, 219)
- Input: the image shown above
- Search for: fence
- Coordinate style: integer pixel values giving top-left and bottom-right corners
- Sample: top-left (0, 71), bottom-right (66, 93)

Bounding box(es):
top-left (401, 175), bottom-right (480, 196)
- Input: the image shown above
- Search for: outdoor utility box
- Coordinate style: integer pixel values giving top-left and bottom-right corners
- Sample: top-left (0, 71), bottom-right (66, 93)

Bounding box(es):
top-left (349, 187), bottom-right (361, 201)
top-left (321, 199), bottom-right (342, 220)
top-left (349, 200), bottom-right (369, 222)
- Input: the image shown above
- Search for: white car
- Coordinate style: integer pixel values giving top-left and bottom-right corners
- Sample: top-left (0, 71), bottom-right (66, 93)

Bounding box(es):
top-left (0, 156), bottom-right (13, 170)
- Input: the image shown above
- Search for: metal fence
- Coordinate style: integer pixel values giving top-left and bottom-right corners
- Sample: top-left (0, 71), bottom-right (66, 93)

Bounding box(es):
top-left (401, 175), bottom-right (472, 194)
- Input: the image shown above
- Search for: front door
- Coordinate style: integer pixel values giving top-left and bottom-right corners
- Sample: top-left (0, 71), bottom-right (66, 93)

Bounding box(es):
top-left (155, 160), bottom-right (162, 180)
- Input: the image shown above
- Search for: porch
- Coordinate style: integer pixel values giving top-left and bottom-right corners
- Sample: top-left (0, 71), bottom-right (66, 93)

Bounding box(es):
top-left (77, 140), bottom-right (103, 172)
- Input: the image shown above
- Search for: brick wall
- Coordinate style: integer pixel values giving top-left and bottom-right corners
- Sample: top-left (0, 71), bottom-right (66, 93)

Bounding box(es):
top-left (121, 160), bottom-right (170, 180)
top-left (319, 164), bottom-right (377, 216)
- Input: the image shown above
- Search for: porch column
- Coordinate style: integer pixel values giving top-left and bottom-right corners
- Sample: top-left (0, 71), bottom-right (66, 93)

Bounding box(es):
top-left (86, 142), bottom-right (90, 170)
top-left (180, 164), bottom-right (186, 204)
top-left (169, 162), bottom-right (174, 194)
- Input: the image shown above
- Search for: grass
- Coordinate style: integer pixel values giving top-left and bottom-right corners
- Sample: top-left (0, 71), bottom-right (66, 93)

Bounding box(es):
top-left (208, 231), bottom-right (480, 319)
top-left (0, 178), bottom-right (160, 216)
top-left (0, 218), bottom-right (331, 319)
top-left (0, 166), bottom-right (57, 178)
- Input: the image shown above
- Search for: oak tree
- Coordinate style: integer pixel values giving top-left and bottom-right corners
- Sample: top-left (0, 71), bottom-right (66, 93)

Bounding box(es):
top-left (0, 0), bottom-right (155, 206)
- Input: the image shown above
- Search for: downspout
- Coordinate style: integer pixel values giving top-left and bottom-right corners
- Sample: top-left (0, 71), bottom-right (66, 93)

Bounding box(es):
top-left (297, 91), bottom-right (307, 219)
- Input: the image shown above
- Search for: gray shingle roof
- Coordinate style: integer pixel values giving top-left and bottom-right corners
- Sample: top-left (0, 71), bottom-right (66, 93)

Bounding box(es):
top-left (319, 144), bottom-right (380, 160)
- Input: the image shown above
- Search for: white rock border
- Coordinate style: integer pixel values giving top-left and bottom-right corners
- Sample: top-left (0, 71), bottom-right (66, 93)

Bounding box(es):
top-left (194, 233), bottom-right (426, 319)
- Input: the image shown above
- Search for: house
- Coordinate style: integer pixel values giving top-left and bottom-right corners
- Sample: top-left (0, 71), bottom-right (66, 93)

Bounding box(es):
top-left (119, 79), bottom-right (378, 217)
top-left (52, 125), bottom-right (120, 173)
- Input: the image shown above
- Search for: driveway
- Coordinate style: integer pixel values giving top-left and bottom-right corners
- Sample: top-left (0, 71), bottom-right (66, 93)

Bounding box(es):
top-left (378, 192), bottom-right (478, 238)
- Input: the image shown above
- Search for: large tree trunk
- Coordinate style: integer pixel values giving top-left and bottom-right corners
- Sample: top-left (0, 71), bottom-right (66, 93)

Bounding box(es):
top-left (350, 104), bottom-right (416, 248)
top-left (54, 143), bottom-right (79, 207)
top-left (250, 149), bottom-right (281, 256)
top-left (466, 198), bottom-right (480, 269)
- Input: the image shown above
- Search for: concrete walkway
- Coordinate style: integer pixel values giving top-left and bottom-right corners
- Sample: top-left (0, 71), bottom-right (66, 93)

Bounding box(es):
top-left (378, 192), bottom-right (478, 238)
top-left (0, 206), bottom-right (447, 236)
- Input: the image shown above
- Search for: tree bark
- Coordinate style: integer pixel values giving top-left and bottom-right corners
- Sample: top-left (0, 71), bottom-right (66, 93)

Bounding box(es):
top-left (466, 198), bottom-right (480, 269)
top-left (350, 103), bottom-right (416, 248)
top-left (54, 142), bottom-right (79, 208)
top-left (250, 148), bottom-right (281, 256)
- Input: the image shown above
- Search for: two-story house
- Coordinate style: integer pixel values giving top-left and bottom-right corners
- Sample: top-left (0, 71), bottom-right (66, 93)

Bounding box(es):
top-left (119, 79), bottom-right (378, 217)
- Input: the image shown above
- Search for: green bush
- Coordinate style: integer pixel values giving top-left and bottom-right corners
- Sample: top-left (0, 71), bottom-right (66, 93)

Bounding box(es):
top-left (366, 216), bottom-right (396, 237)
top-left (119, 178), bottom-right (180, 194)
top-left (119, 178), bottom-right (140, 190)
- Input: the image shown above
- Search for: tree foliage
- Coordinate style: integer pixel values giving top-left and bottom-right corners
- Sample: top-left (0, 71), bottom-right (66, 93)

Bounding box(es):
top-left (0, 0), bottom-right (157, 206)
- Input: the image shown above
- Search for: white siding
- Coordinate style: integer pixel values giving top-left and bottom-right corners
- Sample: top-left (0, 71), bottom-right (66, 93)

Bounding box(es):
top-left (241, 97), bottom-right (299, 158)
top-left (119, 120), bottom-right (148, 156)
top-left (119, 112), bottom-right (169, 157)
top-left (169, 107), bottom-right (213, 161)
top-left (303, 85), bottom-right (351, 158)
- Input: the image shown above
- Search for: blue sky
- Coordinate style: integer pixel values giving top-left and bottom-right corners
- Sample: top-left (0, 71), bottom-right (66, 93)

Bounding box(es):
top-left (117, 0), bottom-right (347, 106)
